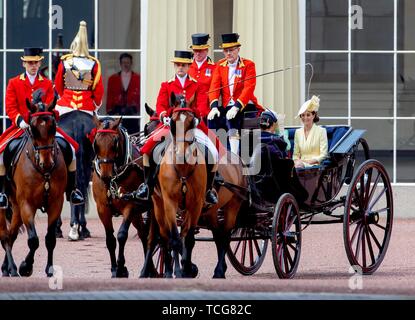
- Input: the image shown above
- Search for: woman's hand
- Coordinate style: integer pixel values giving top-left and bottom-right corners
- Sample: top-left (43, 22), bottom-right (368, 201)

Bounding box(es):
top-left (302, 159), bottom-right (319, 165)
top-left (294, 159), bottom-right (305, 168)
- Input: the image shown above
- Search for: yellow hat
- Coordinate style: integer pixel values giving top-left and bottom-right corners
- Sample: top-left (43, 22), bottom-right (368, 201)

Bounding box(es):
top-left (296, 95), bottom-right (320, 118)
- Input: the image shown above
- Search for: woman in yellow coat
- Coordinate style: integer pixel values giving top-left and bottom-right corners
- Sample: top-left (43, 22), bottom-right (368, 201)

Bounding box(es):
top-left (293, 95), bottom-right (328, 168)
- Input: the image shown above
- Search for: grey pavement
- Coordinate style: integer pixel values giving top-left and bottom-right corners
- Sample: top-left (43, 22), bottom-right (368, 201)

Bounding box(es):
top-left (0, 290), bottom-right (413, 300)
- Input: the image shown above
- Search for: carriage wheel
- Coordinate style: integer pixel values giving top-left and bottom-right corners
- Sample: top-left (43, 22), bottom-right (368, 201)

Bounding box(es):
top-left (227, 227), bottom-right (269, 275)
top-left (151, 244), bottom-right (165, 277)
top-left (344, 159), bottom-right (393, 274)
top-left (271, 193), bottom-right (301, 279)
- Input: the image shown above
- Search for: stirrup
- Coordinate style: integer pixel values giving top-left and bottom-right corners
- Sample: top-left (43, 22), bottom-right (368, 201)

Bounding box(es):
top-left (205, 189), bottom-right (218, 205)
top-left (70, 190), bottom-right (85, 206)
top-left (0, 193), bottom-right (8, 209)
top-left (134, 184), bottom-right (150, 201)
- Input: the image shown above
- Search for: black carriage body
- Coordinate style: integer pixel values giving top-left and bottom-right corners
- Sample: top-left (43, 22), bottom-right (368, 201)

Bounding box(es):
top-left (241, 125), bottom-right (367, 218)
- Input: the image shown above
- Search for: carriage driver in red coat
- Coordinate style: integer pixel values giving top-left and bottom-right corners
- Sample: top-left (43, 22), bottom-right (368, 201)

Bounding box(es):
top-left (125, 50), bottom-right (219, 205)
top-left (0, 47), bottom-right (84, 209)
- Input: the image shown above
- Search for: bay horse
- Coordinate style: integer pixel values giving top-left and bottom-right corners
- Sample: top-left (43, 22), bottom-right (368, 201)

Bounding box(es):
top-left (142, 102), bottom-right (248, 278)
top-left (2, 96), bottom-right (66, 277)
top-left (147, 94), bottom-right (206, 278)
top-left (91, 115), bottom-right (157, 277)
top-left (58, 111), bottom-right (95, 239)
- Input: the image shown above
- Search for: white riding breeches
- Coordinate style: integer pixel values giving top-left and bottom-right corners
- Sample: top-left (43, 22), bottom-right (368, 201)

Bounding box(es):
top-left (194, 128), bottom-right (218, 163)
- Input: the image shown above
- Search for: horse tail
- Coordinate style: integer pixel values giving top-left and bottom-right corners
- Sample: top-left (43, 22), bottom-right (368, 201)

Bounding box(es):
top-left (71, 118), bottom-right (94, 214)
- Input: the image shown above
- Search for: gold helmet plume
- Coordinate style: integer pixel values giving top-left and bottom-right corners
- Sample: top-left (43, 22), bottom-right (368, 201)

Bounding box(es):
top-left (70, 21), bottom-right (90, 57)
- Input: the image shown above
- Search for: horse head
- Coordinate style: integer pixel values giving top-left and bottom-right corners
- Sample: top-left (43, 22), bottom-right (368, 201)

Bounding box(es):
top-left (25, 89), bottom-right (58, 171)
top-left (169, 93), bottom-right (198, 164)
top-left (92, 113), bottom-right (123, 180)
top-left (144, 102), bottom-right (160, 136)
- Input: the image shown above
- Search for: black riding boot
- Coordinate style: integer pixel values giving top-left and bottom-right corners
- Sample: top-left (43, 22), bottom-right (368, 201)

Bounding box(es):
top-left (132, 165), bottom-right (154, 200)
top-left (205, 164), bottom-right (218, 205)
top-left (66, 171), bottom-right (84, 205)
top-left (0, 175), bottom-right (8, 209)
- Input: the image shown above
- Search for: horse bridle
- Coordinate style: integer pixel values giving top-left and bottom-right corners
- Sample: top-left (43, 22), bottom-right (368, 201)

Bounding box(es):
top-left (93, 129), bottom-right (120, 176)
top-left (26, 111), bottom-right (58, 173)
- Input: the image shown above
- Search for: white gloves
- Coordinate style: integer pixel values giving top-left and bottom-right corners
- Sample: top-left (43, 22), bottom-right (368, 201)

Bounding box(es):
top-left (207, 107), bottom-right (220, 121)
top-left (193, 118), bottom-right (199, 127)
top-left (162, 116), bottom-right (171, 126)
top-left (19, 119), bottom-right (29, 129)
top-left (226, 106), bottom-right (240, 120)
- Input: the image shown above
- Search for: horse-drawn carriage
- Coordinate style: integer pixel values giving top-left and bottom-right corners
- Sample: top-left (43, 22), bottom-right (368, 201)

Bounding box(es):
top-left (225, 124), bottom-right (393, 278)
top-left (89, 99), bottom-right (393, 280)
top-left (142, 117), bottom-right (393, 278)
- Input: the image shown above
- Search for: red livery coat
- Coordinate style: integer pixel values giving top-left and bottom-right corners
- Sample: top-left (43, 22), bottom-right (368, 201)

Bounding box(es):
top-left (209, 57), bottom-right (264, 113)
top-left (188, 58), bottom-right (216, 117)
top-left (0, 73), bottom-right (78, 153)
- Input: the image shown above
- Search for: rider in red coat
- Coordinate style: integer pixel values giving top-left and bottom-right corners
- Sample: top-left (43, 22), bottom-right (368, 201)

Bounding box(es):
top-left (127, 50), bottom-right (218, 205)
top-left (0, 47), bottom-right (83, 208)
top-left (188, 33), bottom-right (216, 120)
top-left (208, 33), bottom-right (264, 155)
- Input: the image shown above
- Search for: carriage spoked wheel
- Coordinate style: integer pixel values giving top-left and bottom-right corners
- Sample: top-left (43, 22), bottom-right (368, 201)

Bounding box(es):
top-left (271, 193), bottom-right (302, 279)
top-left (344, 159), bottom-right (393, 274)
top-left (227, 227), bottom-right (269, 275)
top-left (151, 244), bottom-right (166, 277)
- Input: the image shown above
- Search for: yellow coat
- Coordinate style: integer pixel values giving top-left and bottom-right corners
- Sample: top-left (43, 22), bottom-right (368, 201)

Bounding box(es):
top-left (293, 124), bottom-right (328, 165)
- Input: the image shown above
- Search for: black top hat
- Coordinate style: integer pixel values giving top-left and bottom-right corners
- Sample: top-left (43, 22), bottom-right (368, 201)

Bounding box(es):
top-left (171, 50), bottom-right (193, 64)
top-left (21, 47), bottom-right (44, 62)
top-left (190, 33), bottom-right (210, 50)
top-left (220, 33), bottom-right (241, 49)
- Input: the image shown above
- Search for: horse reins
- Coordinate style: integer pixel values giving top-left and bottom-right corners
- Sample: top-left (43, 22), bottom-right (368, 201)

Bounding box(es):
top-left (25, 111), bottom-right (58, 213)
top-left (206, 62), bottom-right (315, 100)
top-left (93, 128), bottom-right (136, 201)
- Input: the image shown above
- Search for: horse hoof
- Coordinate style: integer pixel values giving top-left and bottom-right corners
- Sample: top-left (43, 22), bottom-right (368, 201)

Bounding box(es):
top-left (19, 261), bottom-right (33, 277)
top-left (55, 229), bottom-right (63, 238)
top-left (68, 224), bottom-right (79, 241)
top-left (10, 270), bottom-right (19, 277)
top-left (80, 227), bottom-right (91, 239)
top-left (1, 265), bottom-right (8, 277)
top-left (116, 266), bottom-right (129, 278)
top-left (182, 263), bottom-right (198, 278)
top-left (191, 263), bottom-right (199, 278)
top-left (45, 266), bottom-right (54, 277)
top-left (212, 273), bottom-right (226, 279)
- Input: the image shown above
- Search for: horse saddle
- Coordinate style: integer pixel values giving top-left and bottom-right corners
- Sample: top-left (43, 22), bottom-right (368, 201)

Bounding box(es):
top-left (4, 135), bottom-right (28, 180)
top-left (56, 137), bottom-right (73, 167)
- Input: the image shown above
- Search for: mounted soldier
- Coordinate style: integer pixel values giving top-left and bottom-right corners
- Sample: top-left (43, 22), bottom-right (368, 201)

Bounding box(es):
top-left (0, 47), bottom-right (82, 209)
top-left (54, 20), bottom-right (104, 240)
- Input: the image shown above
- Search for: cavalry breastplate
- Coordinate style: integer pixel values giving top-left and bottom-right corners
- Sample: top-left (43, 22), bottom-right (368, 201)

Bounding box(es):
top-left (63, 57), bottom-right (95, 91)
